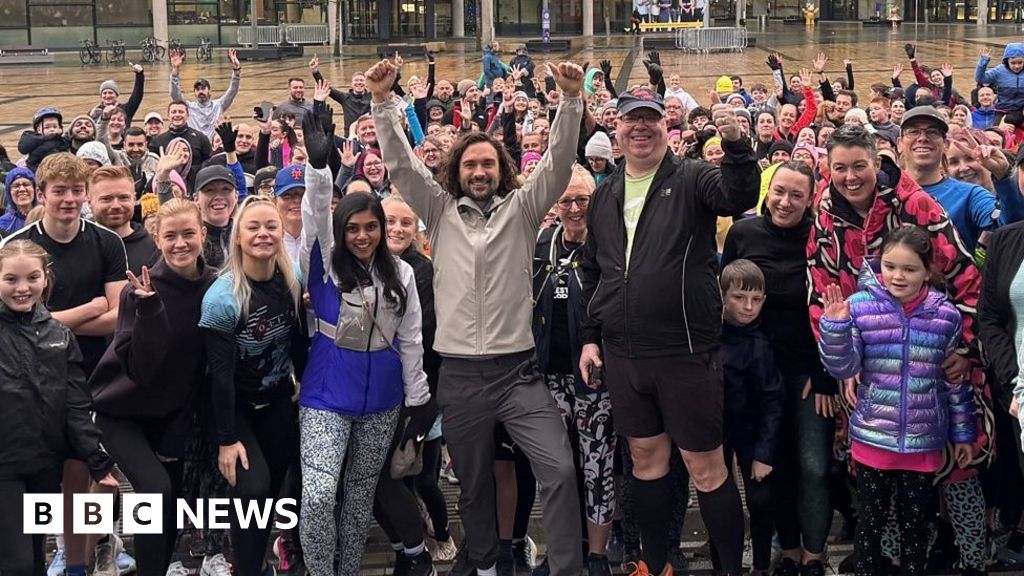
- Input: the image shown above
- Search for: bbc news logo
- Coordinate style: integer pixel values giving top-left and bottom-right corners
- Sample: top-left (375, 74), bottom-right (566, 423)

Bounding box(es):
top-left (24, 495), bottom-right (298, 534)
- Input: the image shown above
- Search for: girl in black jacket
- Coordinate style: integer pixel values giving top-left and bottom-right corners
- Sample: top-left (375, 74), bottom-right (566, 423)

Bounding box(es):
top-left (0, 239), bottom-right (117, 576)
top-left (89, 199), bottom-right (217, 576)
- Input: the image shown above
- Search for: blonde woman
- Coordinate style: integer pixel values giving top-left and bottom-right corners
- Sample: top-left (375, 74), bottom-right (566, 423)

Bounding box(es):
top-left (199, 195), bottom-right (304, 576)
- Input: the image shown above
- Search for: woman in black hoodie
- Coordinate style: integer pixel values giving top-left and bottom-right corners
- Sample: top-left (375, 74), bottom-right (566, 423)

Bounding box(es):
top-left (0, 239), bottom-right (117, 576)
top-left (89, 199), bottom-right (217, 576)
top-left (721, 162), bottom-right (836, 576)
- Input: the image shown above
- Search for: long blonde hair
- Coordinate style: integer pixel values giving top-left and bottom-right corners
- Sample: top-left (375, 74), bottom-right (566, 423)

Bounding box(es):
top-left (223, 196), bottom-right (301, 320)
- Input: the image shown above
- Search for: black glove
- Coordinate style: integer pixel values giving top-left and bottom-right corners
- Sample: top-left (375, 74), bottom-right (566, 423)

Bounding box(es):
top-left (215, 122), bottom-right (236, 154)
top-left (301, 109), bottom-right (331, 170)
top-left (648, 63), bottom-right (664, 87)
top-left (582, 61), bottom-right (590, 72)
top-left (647, 50), bottom-right (661, 65)
top-left (600, 59), bottom-right (613, 77)
top-left (904, 43), bottom-right (916, 59)
top-left (400, 397), bottom-right (438, 443)
top-left (766, 53), bottom-right (780, 71)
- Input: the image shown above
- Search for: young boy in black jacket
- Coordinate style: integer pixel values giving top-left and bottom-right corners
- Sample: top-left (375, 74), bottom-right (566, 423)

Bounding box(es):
top-left (717, 259), bottom-right (784, 576)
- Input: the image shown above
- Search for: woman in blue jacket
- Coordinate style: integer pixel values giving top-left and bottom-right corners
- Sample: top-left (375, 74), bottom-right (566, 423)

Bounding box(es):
top-left (298, 104), bottom-right (434, 576)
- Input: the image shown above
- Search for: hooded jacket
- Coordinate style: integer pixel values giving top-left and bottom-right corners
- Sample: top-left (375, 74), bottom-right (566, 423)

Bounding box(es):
top-left (819, 263), bottom-right (975, 453)
top-left (0, 166), bottom-right (36, 235)
top-left (721, 319), bottom-right (784, 465)
top-left (482, 46), bottom-right (505, 87)
top-left (0, 302), bottom-right (114, 480)
top-left (975, 43), bottom-right (1024, 113)
top-left (17, 131), bottom-right (70, 171)
top-left (580, 138), bottom-right (760, 358)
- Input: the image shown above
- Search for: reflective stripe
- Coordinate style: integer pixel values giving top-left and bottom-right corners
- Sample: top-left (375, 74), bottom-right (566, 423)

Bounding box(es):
top-left (316, 317), bottom-right (338, 339)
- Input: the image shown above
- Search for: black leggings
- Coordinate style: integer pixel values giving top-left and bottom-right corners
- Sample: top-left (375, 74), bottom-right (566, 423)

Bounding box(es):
top-left (374, 426), bottom-right (427, 549)
top-left (95, 414), bottom-right (186, 576)
top-left (855, 463), bottom-right (932, 576)
top-left (710, 455), bottom-right (774, 570)
top-left (0, 462), bottom-right (62, 576)
top-left (407, 438), bottom-right (450, 541)
top-left (229, 397), bottom-right (299, 576)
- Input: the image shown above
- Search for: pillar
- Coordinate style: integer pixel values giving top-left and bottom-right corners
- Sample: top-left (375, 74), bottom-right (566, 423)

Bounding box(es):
top-left (977, 0), bottom-right (987, 25)
top-left (152, 0), bottom-right (168, 46)
top-left (454, 0), bottom-right (465, 36)
top-left (584, 0), bottom-right (594, 35)
top-left (480, 0), bottom-right (494, 46)
top-left (329, 0), bottom-right (341, 49)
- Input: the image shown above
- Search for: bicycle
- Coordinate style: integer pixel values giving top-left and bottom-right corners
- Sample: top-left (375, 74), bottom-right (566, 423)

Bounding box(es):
top-left (196, 37), bottom-right (212, 62)
top-left (169, 38), bottom-right (186, 62)
top-left (105, 39), bottom-right (126, 64)
top-left (79, 39), bottom-right (101, 65)
top-left (140, 36), bottom-right (166, 63)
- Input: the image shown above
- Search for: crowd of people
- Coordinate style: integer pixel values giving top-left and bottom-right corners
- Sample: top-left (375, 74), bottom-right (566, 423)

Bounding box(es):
top-left (2, 35), bottom-right (1024, 576)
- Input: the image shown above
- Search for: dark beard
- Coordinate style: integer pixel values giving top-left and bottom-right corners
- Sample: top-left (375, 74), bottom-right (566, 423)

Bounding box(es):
top-left (460, 177), bottom-right (498, 202)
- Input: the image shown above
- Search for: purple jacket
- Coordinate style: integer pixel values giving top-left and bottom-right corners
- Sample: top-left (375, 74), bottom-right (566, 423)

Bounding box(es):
top-left (818, 263), bottom-right (976, 453)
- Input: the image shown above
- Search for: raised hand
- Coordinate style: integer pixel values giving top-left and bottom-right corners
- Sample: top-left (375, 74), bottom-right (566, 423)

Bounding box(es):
top-left (102, 105), bottom-right (118, 120)
top-left (130, 60), bottom-right (143, 74)
top-left (228, 48), bottom-right (240, 70)
top-left (953, 129), bottom-right (1010, 179)
top-left (412, 81), bottom-right (430, 100)
top-left (547, 61), bottom-right (585, 97)
top-left (648, 62), bottom-right (664, 87)
top-left (215, 121), bottom-right (237, 154)
top-left (169, 48), bottom-right (183, 71)
top-left (843, 58), bottom-right (852, 67)
top-left (822, 283), bottom-right (850, 321)
top-left (340, 139), bottom-right (357, 167)
top-left (301, 108), bottom-right (331, 170)
top-left (766, 52), bottom-right (781, 71)
top-left (365, 59), bottom-right (398, 103)
top-left (394, 51), bottom-right (405, 69)
top-left (308, 54), bottom-right (320, 73)
top-left (717, 114), bottom-right (743, 141)
top-left (813, 51), bottom-right (828, 73)
top-left (892, 62), bottom-right (904, 79)
top-left (980, 47), bottom-right (991, 59)
top-left (156, 142), bottom-right (188, 177)
top-left (904, 42), bottom-right (916, 59)
top-left (126, 266), bottom-right (156, 299)
top-left (941, 61), bottom-right (954, 77)
top-left (647, 50), bottom-right (661, 65)
top-left (600, 59), bottom-right (613, 77)
top-left (313, 78), bottom-right (331, 102)
top-left (799, 68), bottom-right (814, 90)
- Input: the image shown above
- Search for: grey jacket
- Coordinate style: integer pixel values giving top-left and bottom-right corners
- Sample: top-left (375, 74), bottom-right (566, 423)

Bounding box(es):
top-left (373, 95), bottom-right (583, 357)
top-left (170, 69), bottom-right (241, 138)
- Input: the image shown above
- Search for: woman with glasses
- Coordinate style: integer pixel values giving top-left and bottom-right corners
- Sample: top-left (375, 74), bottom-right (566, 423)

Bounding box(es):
top-left (416, 136), bottom-right (445, 175)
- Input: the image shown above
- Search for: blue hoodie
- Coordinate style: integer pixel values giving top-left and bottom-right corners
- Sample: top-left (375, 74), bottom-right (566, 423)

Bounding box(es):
top-left (975, 43), bottom-right (1024, 113)
top-left (482, 46), bottom-right (505, 88)
top-left (0, 167), bottom-right (35, 235)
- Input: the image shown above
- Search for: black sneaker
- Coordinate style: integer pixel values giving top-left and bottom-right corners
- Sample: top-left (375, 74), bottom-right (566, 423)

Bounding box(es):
top-left (837, 550), bottom-right (858, 574)
top-left (532, 558), bottom-right (550, 576)
top-left (497, 554), bottom-right (515, 576)
top-left (773, 557), bottom-right (799, 576)
top-left (588, 554), bottom-right (612, 576)
top-left (395, 550), bottom-right (414, 576)
top-left (798, 560), bottom-right (825, 576)
top-left (446, 548), bottom-right (475, 576)
top-left (512, 537), bottom-right (537, 572)
top-left (408, 550), bottom-right (438, 576)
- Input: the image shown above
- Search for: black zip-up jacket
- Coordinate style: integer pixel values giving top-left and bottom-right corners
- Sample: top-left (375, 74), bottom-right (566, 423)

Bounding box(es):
top-left (721, 320), bottom-right (784, 465)
top-left (0, 303), bottom-right (114, 480)
top-left (978, 219), bottom-right (1024, 408)
top-left (580, 138), bottom-right (759, 358)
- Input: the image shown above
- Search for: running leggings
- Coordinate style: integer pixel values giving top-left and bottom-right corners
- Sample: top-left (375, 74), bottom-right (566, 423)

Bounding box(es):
top-left (299, 405), bottom-right (398, 576)
top-left (0, 462), bottom-right (62, 576)
top-left (228, 397), bottom-right (299, 576)
top-left (408, 437), bottom-right (450, 541)
top-left (855, 464), bottom-right (932, 576)
top-left (94, 414), bottom-right (185, 576)
top-left (374, 416), bottom-right (427, 549)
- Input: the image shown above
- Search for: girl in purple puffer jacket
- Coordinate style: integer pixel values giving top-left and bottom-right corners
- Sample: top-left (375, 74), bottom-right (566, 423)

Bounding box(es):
top-left (818, 225), bottom-right (977, 576)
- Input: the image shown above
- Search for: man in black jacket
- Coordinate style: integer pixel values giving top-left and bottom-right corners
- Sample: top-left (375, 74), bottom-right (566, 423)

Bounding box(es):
top-left (579, 87), bottom-right (760, 576)
top-left (149, 101), bottom-right (213, 189)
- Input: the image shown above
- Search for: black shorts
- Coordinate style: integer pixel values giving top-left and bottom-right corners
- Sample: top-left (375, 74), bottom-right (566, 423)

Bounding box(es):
top-left (604, 350), bottom-right (724, 453)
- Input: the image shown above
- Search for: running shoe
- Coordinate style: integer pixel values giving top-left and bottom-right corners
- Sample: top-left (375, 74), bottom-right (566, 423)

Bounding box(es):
top-left (434, 537), bottom-right (459, 563)
top-left (165, 561), bottom-right (190, 576)
top-left (772, 557), bottom-right (799, 576)
top-left (798, 560), bottom-right (826, 576)
top-left (93, 534), bottom-right (124, 576)
top-left (201, 553), bottom-right (233, 576)
top-left (587, 553), bottom-right (612, 576)
top-left (512, 536), bottom-right (536, 571)
top-left (117, 550), bottom-right (137, 575)
top-left (47, 549), bottom-right (65, 576)
top-left (408, 549), bottom-right (438, 576)
top-left (274, 534), bottom-right (304, 574)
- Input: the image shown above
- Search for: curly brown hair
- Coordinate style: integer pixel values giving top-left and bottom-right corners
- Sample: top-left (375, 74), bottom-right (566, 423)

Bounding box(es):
top-left (438, 132), bottom-right (521, 200)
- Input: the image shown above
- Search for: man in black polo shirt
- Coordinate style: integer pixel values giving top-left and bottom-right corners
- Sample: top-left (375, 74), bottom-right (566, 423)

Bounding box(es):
top-left (3, 152), bottom-right (129, 576)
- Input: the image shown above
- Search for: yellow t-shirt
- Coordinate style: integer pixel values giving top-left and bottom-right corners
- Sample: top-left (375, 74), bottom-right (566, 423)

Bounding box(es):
top-left (624, 170), bottom-right (656, 267)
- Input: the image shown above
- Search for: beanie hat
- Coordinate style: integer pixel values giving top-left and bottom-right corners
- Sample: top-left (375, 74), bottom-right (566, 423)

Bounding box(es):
top-left (66, 114), bottom-right (97, 140)
top-left (844, 108), bottom-right (869, 125)
top-left (139, 193), bottom-right (160, 220)
top-left (512, 91), bottom-right (529, 101)
top-left (725, 93), bottom-right (746, 106)
top-left (520, 151), bottom-right (543, 172)
top-left (715, 76), bottom-right (734, 96)
top-left (99, 80), bottom-right (120, 96)
top-left (253, 168), bottom-right (278, 195)
top-left (585, 131), bottom-right (614, 162)
top-left (734, 108), bottom-right (752, 124)
top-left (768, 140), bottom-right (795, 159)
top-left (792, 142), bottom-right (820, 164)
top-left (5, 166), bottom-right (34, 192)
top-left (76, 141), bottom-right (111, 166)
top-left (457, 79), bottom-right (476, 98)
top-left (152, 170), bottom-right (188, 197)
top-left (702, 136), bottom-right (723, 155)
top-left (425, 99), bottom-right (445, 112)
top-left (668, 129), bottom-right (682, 139)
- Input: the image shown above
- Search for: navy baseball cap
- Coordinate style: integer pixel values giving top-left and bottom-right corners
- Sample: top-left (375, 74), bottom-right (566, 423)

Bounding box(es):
top-left (274, 164), bottom-right (306, 196)
top-left (616, 87), bottom-right (666, 117)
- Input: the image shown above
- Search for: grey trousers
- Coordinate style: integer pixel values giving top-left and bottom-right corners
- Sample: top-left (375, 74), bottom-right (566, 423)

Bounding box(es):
top-left (438, 350), bottom-right (582, 576)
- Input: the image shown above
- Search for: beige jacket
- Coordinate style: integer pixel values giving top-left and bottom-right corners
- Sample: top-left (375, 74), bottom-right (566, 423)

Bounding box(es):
top-left (373, 95), bottom-right (583, 357)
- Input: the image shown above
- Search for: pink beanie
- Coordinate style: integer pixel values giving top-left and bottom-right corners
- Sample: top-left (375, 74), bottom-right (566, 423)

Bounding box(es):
top-left (153, 169), bottom-right (187, 196)
top-left (520, 151), bottom-right (543, 172)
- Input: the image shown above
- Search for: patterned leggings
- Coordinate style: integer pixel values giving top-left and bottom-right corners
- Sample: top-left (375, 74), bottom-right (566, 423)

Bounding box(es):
top-left (855, 464), bottom-right (932, 576)
top-left (546, 373), bottom-right (617, 525)
top-left (299, 406), bottom-right (398, 576)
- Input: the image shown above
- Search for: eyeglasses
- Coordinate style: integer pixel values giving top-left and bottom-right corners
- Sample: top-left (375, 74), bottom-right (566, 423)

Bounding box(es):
top-left (421, 148), bottom-right (440, 155)
top-left (902, 127), bottom-right (944, 140)
top-left (618, 114), bottom-right (662, 126)
top-left (556, 196), bottom-right (591, 209)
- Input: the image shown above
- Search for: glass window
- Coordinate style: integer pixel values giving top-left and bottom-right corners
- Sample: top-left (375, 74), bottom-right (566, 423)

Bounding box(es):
top-left (97, 0), bottom-right (151, 24)
top-left (393, 0), bottom-right (424, 35)
top-left (434, 0), bottom-right (452, 36)
top-left (276, 0), bottom-right (326, 23)
top-left (345, 0), bottom-right (378, 39)
top-left (28, 1), bottom-right (92, 26)
top-left (0, 0), bottom-right (28, 26)
top-left (169, 0), bottom-right (219, 24)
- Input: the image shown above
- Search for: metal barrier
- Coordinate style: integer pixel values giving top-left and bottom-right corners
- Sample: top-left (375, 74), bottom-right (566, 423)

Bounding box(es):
top-left (674, 26), bottom-right (747, 52)
top-left (237, 26), bottom-right (283, 46)
top-left (284, 24), bottom-right (329, 45)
